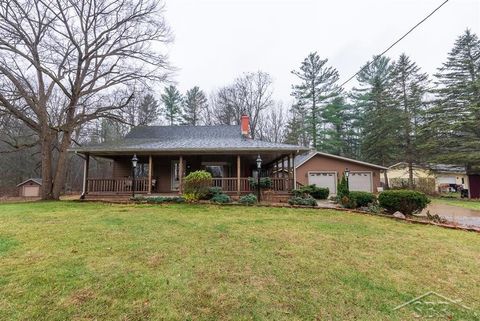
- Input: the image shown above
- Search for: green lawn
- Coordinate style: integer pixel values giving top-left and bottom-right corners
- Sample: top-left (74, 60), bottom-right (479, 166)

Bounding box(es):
top-left (0, 202), bottom-right (479, 321)
top-left (433, 197), bottom-right (480, 210)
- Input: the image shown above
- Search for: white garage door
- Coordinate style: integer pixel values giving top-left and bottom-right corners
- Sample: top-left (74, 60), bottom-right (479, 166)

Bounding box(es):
top-left (349, 172), bottom-right (372, 192)
top-left (437, 176), bottom-right (456, 184)
top-left (24, 186), bottom-right (39, 197)
top-left (308, 172), bottom-right (337, 195)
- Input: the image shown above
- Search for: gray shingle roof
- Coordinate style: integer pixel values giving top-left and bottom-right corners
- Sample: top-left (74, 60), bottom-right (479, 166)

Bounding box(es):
top-left (292, 151), bottom-right (387, 170)
top-left (70, 125), bottom-right (308, 154)
top-left (16, 178), bottom-right (42, 187)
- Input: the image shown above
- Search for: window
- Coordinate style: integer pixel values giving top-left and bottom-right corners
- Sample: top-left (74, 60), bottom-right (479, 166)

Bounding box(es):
top-left (205, 165), bottom-right (224, 178)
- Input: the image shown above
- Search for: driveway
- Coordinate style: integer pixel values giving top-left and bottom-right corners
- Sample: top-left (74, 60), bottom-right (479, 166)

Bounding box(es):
top-left (421, 201), bottom-right (480, 228)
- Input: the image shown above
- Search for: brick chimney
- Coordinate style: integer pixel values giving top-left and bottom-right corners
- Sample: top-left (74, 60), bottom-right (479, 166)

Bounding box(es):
top-left (241, 115), bottom-right (250, 137)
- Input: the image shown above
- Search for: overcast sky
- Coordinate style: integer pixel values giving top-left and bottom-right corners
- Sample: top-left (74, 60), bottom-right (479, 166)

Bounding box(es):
top-left (163, 0), bottom-right (480, 104)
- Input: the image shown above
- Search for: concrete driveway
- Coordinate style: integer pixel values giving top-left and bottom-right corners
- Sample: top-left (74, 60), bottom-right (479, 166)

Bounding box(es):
top-left (421, 202), bottom-right (480, 228)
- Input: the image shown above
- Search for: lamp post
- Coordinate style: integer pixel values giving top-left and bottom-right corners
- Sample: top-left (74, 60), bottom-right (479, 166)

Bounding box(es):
top-left (345, 167), bottom-right (350, 192)
top-left (131, 154), bottom-right (138, 198)
top-left (256, 154), bottom-right (262, 202)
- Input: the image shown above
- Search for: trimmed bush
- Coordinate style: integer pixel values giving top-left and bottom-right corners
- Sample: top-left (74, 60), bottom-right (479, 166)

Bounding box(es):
top-left (288, 195), bottom-right (317, 206)
top-left (131, 196), bottom-right (185, 204)
top-left (378, 190), bottom-right (430, 215)
top-left (339, 195), bottom-right (357, 209)
top-left (297, 185), bottom-right (329, 199)
top-left (349, 191), bottom-right (377, 207)
top-left (204, 186), bottom-right (223, 200)
top-left (248, 177), bottom-right (272, 189)
top-left (211, 193), bottom-right (231, 204)
top-left (239, 193), bottom-right (257, 205)
top-left (183, 170), bottom-right (212, 201)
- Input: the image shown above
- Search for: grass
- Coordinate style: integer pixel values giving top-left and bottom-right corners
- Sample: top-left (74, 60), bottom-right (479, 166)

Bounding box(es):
top-left (433, 197), bottom-right (480, 210)
top-left (0, 201), bottom-right (479, 321)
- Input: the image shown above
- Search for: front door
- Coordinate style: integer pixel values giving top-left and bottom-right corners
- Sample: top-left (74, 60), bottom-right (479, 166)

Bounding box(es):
top-left (171, 161), bottom-right (180, 191)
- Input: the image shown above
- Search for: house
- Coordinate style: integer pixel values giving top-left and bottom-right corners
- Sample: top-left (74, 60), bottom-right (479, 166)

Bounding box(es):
top-left (386, 162), bottom-right (468, 194)
top-left (291, 152), bottom-right (386, 195)
top-left (70, 116), bottom-right (309, 199)
top-left (17, 178), bottom-right (42, 197)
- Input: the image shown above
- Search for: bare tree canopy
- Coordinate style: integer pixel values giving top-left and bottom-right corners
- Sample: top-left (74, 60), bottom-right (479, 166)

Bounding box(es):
top-left (0, 0), bottom-right (172, 199)
top-left (210, 71), bottom-right (273, 138)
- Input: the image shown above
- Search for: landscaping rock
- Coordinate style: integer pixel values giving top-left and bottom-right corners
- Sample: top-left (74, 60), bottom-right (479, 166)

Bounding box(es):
top-left (393, 211), bottom-right (406, 219)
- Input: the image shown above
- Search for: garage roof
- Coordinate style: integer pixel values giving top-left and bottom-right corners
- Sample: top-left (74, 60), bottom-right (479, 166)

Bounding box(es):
top-left (295, 152), bottom-right (388, 170)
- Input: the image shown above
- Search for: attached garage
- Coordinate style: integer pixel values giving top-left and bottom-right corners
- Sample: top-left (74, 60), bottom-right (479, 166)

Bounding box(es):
top-left (295, 152), bottom-right (386, 195)
top-left (17, 178), bottom-right (42, 197)
top-left (308, 172), bottom-right (337, 194)
top-left (349, 172), bottom-right (373, 192)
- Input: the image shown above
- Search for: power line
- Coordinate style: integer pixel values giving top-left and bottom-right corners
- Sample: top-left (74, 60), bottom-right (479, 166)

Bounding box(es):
top-left (338, 0), bottom-right (450, 88)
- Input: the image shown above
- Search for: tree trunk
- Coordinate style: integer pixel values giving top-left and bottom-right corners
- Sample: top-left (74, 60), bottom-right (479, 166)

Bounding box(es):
top-left (40, 129), bottom-right (54, 200)
top-left (52, 131), bottom-right (72, 199)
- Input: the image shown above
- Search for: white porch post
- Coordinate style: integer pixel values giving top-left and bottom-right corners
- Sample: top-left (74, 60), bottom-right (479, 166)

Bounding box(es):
top-left (80, 154), bottom-right (90, 199)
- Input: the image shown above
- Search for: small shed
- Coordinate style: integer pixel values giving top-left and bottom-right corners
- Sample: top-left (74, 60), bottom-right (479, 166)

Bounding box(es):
top-left (17, 178), bottom-right (42, 197)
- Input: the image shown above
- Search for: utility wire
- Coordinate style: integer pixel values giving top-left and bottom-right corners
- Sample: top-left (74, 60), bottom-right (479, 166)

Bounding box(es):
top-left (338, 0), bottom-right (450, 88)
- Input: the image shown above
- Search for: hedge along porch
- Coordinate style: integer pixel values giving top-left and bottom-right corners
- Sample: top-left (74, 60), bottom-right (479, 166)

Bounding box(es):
top-left (70, 118), bottom-right (308, 199)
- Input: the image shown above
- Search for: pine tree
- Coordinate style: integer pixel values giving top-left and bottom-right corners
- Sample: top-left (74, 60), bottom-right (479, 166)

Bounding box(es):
top-left (161, 85), bottom-right (183, 125)
top-left (137, 94), bottom-right (160, 126)
top-left (182, 86), bottom-right (208, 125)
top-left (291, 52), bottom-right (340, 149)
top-left (352, 56), bottom-right (401, 184)
top-left (284, 103), bottom-right (310, 146)
top-left (391, 54), bottom-right (429, 187)
top-left (423, 29), bottom-right (480, 166)
top-left (318, 96), bottom-right (355, 156)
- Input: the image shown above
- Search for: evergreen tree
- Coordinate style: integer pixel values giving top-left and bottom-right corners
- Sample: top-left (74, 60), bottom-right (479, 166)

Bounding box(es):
top-left (182, 86), bottom-right (208, 125)
top-left (284, 103), bottom-right (310, 146)
top-left (318, 96), bottom-right (355, 156)
top-left (352, 56), bottom-right (401, 184)
top-left (291, 52), bottom-right (340, 149)
top-left (391, 54), bottom-right (429, 187)
top-left (161, 85), bottom-right (183, 125)
top-left (137, 94), bottom-right (160, 126)
top-left (423, 29), bottom-right (480, 166)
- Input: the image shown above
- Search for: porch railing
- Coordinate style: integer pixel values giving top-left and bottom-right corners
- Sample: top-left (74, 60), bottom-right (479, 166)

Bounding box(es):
top-left (86, 177), bottom-right (293, 194)
top-left (87, 178), bottom-right (149, 194)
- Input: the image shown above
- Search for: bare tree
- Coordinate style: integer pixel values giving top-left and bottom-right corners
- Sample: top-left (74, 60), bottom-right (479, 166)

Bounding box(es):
top-left (211, 71), bottom-right (273, 137)
top-left (256, 102), bottom-right (286, 143)
top-left (0, 0), bottom-right (171, 199)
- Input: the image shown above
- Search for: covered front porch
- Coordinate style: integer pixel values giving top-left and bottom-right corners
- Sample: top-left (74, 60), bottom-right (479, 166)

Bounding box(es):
top-left (80, 152), bottom-right (297, 197)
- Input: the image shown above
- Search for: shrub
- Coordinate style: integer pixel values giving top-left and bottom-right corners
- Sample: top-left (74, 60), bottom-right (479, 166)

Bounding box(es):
top-left (183, 193), bottom-right (199, 203)
top-left (337, 174), bottom-right (349, 199)
top-left (378, 190), bottom-right (430, 215)
top-left (349, 191), bottom-right (376, 207)
top-left (339, 195), bottom-right (356, 209)
top-left (239, 193), bottom-right (257, 205)
top-left (131, 196), bottom-right (185, 204)
top-left (183, 170), bottom-right (212, 201)
top-left (248, 177), bottom-right (272, 189)
top-left (297, 185), bottom-right (329, 199)
top-left (288, 195), bottom-right (317, 206)
top-left (211, 193), bottom-right (231, 204)
top-left (204, 186), bottom-right (223, 200)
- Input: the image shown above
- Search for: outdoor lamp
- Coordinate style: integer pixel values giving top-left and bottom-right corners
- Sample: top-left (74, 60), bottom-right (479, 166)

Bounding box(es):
top-left (131, 154), bottom-right (138, 197)
top-left (256, 154), bottom-right (262, 169)
top-left (131, 154), bottom-right (138, 168)
top-left (345, 167), bottom-right (349, 178)
top-left (256, 155), bottom-right (262, 202)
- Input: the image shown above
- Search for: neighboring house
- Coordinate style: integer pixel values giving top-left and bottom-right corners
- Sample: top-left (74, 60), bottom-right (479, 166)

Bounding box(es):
top-left (386, 162), bottom-right (468, 193)
top-left (292, 152), bottom-right (387, 195)
top-left (70, 116), bottom-right (309, 198)
top-left (17, 178), bottom-right (42, 197)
